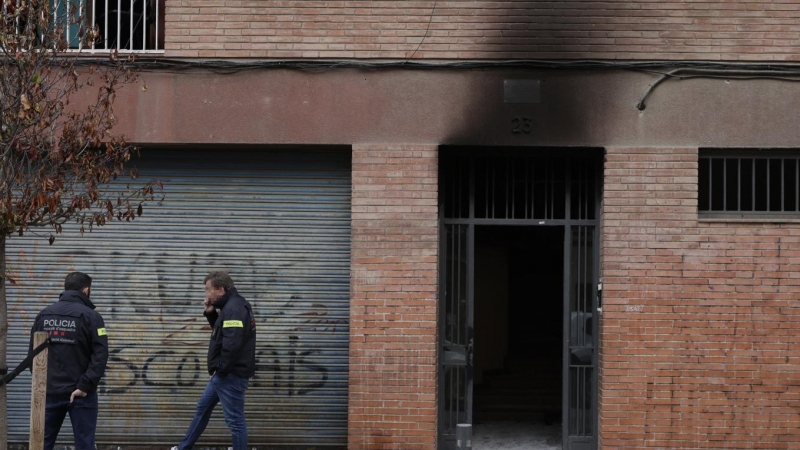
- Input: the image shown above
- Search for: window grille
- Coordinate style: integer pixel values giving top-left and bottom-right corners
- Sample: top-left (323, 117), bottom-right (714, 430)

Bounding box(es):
top-left (441, 150), bottom-right (599, 221)
top-left (699, 150), bottom-right (800, 216)
top-left (3, 0), bottom-right (163, 53)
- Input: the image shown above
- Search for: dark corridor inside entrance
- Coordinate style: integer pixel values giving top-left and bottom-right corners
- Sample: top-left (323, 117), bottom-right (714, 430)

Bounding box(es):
top-left (473, 225), bottom-right (564, 427)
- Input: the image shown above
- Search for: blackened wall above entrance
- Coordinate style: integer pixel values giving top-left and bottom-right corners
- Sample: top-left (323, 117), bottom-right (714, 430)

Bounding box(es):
top-left (114, 68), bottom-right (800, 148)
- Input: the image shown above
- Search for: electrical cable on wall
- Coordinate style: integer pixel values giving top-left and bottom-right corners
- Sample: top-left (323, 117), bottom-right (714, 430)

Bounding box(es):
top-left (406, 0), bottom-right (437, 61)
top-left (72, 58), bottom-right (800, 76)
top-left (636, 68), bottom-right (800, 110)
top-left (70, 57), bottom-right (800, 109)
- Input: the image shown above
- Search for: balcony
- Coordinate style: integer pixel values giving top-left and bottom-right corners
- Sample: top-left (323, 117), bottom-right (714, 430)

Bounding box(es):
top-left (91, 0), bottom-right (163, 52)
top-left (40, 0), bottom-right (164, 53)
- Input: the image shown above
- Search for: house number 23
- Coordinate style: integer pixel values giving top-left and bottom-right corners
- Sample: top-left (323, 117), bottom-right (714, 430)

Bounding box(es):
top-left (511, 117), bottom-right (533, 134)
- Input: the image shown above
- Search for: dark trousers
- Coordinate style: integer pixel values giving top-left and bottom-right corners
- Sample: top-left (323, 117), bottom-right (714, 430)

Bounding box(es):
top-left (44, 390), bottom-right (98, 450)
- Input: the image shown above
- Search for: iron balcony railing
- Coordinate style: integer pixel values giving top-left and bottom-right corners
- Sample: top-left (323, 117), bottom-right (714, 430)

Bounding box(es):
top-left (4, 0), bottom-right (163, 53)
top-left (90, 0), bottom-right (163, 52)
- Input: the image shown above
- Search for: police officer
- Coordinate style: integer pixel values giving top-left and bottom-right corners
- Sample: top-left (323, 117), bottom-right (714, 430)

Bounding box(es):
top-left (30, 271), bottom-right (109, 450)
top-left (173, 271), bottom-right (256, 450)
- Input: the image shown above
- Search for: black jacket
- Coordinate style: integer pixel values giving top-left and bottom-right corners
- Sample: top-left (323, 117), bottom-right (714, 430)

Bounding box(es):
top-left (204, 287), bottom-right (256, 378)
top-left (30, 291), bottom-right (109, 395)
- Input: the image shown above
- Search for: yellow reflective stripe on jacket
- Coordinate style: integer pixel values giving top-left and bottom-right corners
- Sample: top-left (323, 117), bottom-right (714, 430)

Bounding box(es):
top-left (223, 320), bottom-right (244, 328)
top-left (97, 328), bottom-right (107, 336)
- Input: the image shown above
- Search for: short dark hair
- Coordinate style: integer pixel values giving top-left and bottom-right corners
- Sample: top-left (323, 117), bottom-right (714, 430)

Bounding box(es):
top-left (204, 271), bottom-right (234, 290)
top-left (64, 272), bottom-right (92, 291)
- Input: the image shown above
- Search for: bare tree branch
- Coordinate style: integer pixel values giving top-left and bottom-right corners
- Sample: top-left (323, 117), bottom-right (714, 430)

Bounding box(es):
top-left (0, 0), bottom-right (162, 445)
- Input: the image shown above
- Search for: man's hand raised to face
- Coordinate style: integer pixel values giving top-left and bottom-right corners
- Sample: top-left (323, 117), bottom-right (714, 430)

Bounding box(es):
top-left (204, 298), bottom-right (216, 315)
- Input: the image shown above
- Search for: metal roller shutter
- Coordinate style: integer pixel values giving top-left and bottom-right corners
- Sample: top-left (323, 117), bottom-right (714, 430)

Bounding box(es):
top-left (6, 148), bottom-right (351, 447)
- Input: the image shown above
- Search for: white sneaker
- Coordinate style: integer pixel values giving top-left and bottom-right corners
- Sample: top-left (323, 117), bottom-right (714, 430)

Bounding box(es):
top-left (171, 447), bottom-right (178, 450)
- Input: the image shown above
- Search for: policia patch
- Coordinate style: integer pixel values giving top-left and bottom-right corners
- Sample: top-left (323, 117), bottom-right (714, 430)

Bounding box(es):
top-left (42, 318), bottom-right (78, 344)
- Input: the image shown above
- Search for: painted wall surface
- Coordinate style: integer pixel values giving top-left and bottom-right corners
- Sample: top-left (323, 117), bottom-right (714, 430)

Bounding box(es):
top-left (109, 68), bottom-right (800, 149)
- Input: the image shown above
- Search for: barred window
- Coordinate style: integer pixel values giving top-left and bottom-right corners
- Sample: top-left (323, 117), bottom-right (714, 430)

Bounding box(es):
top-left (699, 150), bottom-right (800, 216)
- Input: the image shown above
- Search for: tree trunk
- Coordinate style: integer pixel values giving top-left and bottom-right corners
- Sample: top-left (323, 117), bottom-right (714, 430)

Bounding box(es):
top-left (0, 233), bottom-right (7, 450)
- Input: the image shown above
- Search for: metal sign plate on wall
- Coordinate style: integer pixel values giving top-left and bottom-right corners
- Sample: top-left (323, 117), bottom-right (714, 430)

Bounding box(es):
top-left (504, 80), bottom-right (541, 104)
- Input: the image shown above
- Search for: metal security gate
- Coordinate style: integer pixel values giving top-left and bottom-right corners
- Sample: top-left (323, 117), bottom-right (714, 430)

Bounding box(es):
top-left (565, 225), bottom-right (597, 450)
top-left (439, 149), bottom-right (600, 450)
top-left (6, 148), bottom-right (351, 447)
top-left (440, 223), bottom-right (472, 442)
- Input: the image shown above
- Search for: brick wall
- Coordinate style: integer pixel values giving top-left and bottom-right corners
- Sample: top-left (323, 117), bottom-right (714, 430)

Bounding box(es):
top-left (349, 144), bottom-right (440, 450)
top-left (165, 1), bottom-right (800, 60)
top-left (600, 147), bottom-right (800, 449)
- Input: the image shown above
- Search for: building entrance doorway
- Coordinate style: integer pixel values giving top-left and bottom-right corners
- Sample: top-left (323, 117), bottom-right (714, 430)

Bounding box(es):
top-left (473, 226), bottom-right (564, 445)
top-left (438, 149), bottom-right (601, 450)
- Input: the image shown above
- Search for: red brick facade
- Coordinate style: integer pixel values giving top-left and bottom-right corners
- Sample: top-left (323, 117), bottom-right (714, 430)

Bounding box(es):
top-left (164, 1), bottom-right (800, 60)
top-left (70, 2), bottom-right (800, 448)
top-left (600, 147), bottom-right (800, 449)
top-left (349, 144), bottom-right (440, 449)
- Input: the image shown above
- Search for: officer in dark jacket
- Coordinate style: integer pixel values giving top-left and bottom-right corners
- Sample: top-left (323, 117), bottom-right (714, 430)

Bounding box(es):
top-left (174, 271), bottom-right (256, 450)
top-left (30, 271), bottom-right (108, 450)
top-left (204, 278), bottom-right (256, 379)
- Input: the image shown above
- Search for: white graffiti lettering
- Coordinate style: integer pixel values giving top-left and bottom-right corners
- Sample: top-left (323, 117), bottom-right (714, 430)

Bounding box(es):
top-left (44, 319), bottom-right (76, 328)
